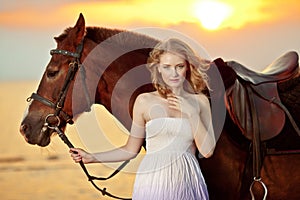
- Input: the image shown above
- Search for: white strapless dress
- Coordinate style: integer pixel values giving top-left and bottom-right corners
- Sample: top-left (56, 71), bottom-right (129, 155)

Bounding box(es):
top-left (132, 118), bottom-right (209, 200)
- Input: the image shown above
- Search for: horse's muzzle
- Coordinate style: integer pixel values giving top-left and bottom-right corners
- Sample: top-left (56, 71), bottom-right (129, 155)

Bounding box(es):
top-left (19, 122), bottom-right (51, 147)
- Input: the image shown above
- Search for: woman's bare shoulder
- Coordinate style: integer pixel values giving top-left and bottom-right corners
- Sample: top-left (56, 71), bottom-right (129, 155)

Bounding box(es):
top-left (192, 93), bottom-right (210, 107)
top-left (135, 91), bottom-right (159, 104)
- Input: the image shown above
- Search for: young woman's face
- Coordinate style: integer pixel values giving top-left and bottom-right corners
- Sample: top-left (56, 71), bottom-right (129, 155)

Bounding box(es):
top-left (158, 52), bottom-right (188, 89)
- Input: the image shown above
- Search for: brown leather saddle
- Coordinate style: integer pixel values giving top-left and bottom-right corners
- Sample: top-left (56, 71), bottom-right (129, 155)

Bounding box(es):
top-left (225, 51), bottom-right (299, 141)
top-left (219, 51), bottom-right (299, 199)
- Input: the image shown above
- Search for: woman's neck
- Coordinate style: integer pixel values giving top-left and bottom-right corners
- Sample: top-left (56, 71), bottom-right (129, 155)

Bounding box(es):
top-left (171, 87), bottom-right (184, 96)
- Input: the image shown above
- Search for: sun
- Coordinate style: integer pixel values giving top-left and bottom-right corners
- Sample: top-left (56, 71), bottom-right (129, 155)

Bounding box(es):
top-left (194, 0), bottom-right (233, 30)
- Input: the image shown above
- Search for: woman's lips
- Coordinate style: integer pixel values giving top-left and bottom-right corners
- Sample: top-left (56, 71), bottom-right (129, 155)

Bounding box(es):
top-left (169, 78), bottom-right (180, 82)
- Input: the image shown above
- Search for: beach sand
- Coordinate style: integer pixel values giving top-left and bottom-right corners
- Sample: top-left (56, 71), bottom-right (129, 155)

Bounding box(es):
top-left (0, 81), bottom-right (137, 200)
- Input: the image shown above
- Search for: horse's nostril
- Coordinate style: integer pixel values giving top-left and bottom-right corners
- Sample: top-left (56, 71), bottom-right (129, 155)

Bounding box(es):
top-left (20, 124), bottom-right (28, 135)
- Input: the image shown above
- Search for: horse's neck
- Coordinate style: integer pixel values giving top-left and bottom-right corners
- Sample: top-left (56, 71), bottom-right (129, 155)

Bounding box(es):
top-left (81, 33), bottom-right (157, 130)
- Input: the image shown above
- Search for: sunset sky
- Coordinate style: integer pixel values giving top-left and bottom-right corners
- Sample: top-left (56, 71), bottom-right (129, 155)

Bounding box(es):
top-left (1, 0), bottom-right (299, 80)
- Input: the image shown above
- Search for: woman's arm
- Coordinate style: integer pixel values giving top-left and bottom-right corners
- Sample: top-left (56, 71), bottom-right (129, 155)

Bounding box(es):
top-left (191, 94), bottom-right (215, 158)
top-left (70, 94), bottom-right (146, 164)
top-left (167, 93), bottom-right (215, 158)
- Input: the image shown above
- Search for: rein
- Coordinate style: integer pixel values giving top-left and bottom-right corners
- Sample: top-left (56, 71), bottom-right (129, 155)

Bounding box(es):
top-left (27, 40), bottom-right (131, 200)
top-left (52, 125), bottom-right (130, 200)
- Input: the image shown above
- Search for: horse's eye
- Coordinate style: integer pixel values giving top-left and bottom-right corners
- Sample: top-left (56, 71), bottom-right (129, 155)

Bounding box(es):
top-left (47, 70), bottom-right (59, 78)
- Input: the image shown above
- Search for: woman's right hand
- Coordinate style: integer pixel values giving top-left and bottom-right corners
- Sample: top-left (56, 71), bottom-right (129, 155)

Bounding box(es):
top-left (167, 94), bottom-right (198, 118)
top-left (69, 148), bottom-right (96, 164)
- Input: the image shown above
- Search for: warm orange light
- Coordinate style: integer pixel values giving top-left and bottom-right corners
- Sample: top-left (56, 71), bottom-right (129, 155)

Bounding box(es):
top-left (0, 0), bottom-right (299, 31)
top-left (194, 0), bottom-right (232, 30)
top-left (59, 0), bottom-right (197, 27)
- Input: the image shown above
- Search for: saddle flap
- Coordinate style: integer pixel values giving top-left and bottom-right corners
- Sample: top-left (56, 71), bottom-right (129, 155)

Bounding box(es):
top-left (225, 81), bottom-right (286, 141)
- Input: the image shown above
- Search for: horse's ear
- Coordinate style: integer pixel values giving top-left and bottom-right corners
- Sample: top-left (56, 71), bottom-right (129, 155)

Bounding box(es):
top-left (73, 13), bottom-right (85, 44)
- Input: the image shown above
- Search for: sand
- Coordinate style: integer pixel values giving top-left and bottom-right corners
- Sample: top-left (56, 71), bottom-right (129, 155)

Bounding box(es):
top-left (0, 81), bottom-right (137, 200)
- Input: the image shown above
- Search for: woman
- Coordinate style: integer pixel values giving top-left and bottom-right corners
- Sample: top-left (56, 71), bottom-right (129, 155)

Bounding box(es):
top-left (70, 38), bottom-right (215, 199)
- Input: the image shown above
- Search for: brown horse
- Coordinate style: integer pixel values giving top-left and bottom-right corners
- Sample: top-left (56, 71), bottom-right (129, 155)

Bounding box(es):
top-left (20, 14), bottom-right (300, 199)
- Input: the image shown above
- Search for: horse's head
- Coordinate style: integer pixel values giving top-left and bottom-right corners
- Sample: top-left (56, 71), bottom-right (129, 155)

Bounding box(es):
top-left (20, 14), bottom-right (91, 146)
top-left (20, 13), bottom-right (164, 147)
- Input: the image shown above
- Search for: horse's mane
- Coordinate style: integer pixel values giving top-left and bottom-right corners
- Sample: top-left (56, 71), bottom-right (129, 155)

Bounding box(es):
top-left (86, 27), bottom-right (159, 50)
top-left (55, 26), bottom-right (159, 50)
top-left (85, 27), bottom-right (123, 44)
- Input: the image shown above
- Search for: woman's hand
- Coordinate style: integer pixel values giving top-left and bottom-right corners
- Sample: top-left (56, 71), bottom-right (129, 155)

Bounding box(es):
top-left (167, 94), bottom-right (198, 117)
top-left (69, 148), bottom-right (96, 164)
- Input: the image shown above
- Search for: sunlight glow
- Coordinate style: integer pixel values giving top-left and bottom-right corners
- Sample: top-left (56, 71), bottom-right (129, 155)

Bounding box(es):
top-left (60, 0), bottom-right (197, 27)
top-left (194, 0), bottom-right (233, 30)
top-left (0, 0), bottom-right (299, 31)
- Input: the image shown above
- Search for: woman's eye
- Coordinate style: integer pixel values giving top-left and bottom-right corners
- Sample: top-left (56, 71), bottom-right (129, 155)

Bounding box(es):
top-left (47, 70), bottom-right (59, 78)
top-left (161, 65), bottom-right (169, 69)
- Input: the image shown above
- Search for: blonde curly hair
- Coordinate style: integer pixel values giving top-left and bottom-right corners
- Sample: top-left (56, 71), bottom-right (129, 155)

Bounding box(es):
top-left (147, 38), bottom-right (210, 98)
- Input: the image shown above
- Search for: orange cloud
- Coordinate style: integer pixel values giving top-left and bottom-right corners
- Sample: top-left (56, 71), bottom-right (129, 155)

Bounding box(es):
top-left (0, 0), bottom-right (299, 31)
top-left (57, 0), bottom-right (198, 27)
top-left (0, 0), bottom-right (196, 30)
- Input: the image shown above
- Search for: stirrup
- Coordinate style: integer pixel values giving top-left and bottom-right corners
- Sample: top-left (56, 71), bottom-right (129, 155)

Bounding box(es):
top-left (249, 177), bottom-right (268, 200)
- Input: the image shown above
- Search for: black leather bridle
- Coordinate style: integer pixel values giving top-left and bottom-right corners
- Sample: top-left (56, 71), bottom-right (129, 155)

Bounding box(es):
top-left (26, 39), bottom-right (131, 200)
top-left (27, 40), bottom-right (85, 129)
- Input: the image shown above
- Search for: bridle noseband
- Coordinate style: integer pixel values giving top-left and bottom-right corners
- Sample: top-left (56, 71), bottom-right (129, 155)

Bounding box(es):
top-left (26, 39), bottom-right (131, 200)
